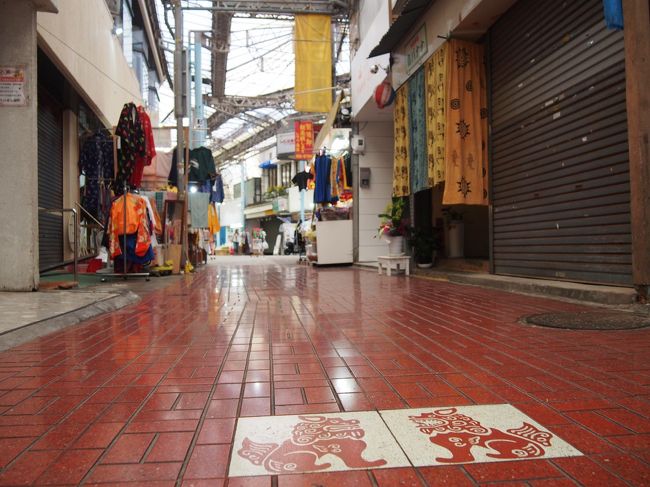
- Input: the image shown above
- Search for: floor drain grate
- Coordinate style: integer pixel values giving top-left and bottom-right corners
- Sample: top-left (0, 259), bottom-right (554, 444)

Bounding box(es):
top-left (522, 311), bottom-right (650, 330)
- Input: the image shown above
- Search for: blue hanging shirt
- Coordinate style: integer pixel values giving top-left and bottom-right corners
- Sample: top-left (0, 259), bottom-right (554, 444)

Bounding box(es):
top-left (603, 0), bottom-right (624, 30)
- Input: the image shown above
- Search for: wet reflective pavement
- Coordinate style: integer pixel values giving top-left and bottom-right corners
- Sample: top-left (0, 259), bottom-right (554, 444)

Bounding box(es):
top-left (1, 261), bottom-right (650, 485)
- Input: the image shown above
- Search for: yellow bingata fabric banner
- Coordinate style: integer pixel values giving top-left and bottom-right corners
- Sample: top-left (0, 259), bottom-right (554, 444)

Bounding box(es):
top-left (393, 84), bottom-right (410, 197)
top-left (425, 42), bottom-right (447, 187)
top-left (294, 15), bottom-right (333, 113)
top-left (443, 39), bottom-right (489, 205)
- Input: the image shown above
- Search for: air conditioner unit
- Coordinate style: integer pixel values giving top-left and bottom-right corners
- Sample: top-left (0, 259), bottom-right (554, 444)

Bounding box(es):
top-left (351, 135), bottom-right (365, 154)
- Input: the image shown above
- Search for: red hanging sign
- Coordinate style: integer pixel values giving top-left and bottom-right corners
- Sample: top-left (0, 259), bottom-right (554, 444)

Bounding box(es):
top-left (294, 121), bottom-right (314, 160)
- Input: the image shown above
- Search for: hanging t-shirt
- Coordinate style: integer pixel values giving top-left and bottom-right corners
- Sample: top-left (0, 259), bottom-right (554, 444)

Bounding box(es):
top-left (291, 171), bottom-right (314, 191)
top-left (188, 147), bottom-right (216, 183)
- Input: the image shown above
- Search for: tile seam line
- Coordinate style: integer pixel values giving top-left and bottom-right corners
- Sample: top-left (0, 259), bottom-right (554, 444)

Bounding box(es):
top-left (288, 298), bottom-right (346, 413)
top-left (0, 306), bottom-right (185, 478)
top-left (370, 309), bottom-right (636, 460)
top-left (74, 305), bottom-right (204, 485)
top-left (0, 297), bottom-right (144, 379)
top-left (222, 296), bottom-right (271, 478)
top-left (374, 307), bottom-right (607, 406)
top-left (336, 305), bottom-right (473, 408)
top-left (3, 305), bottom-right (194, 483)
top-left (174, 290), bottom-right (249, 486)
top-left (363, 300), bottom-right (562, 396)
top-left (549, 455), bottom-right (636, 487)
top-left (307, 293), bottom-right (431, 410)
top-left (389, 316), bottom-right (639, 414)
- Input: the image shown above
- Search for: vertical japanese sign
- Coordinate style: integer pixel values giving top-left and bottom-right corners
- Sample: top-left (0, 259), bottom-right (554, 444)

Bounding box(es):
top-left (0, 66), bottom-right (27, 107)
top-left (294, 120), bottom-right (314, 160)
top-left (405, 25), bottom-right (428, 73)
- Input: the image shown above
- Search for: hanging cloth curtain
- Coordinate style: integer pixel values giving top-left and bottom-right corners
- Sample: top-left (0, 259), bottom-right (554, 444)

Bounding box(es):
top-left (208, 203), bottom-right (221, 235)
top-left (392, 84), bottom-right (410, 197)
top-left (425, 42), bottom-right (448, 186)
top-left (294, 15), bottom-right (333, 113)
top-left (409, 67), bottom-right (429, 193)
top-left (442, 40), bottom-right (489, 205)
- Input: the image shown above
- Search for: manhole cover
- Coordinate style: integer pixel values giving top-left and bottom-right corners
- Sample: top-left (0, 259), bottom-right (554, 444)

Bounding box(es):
top-left (522, 311), bottom-right (650, 330)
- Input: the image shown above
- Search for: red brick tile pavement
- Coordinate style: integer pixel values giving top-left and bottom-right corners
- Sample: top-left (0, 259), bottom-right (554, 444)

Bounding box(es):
top-left (0, 264), bottom-right (649, 485)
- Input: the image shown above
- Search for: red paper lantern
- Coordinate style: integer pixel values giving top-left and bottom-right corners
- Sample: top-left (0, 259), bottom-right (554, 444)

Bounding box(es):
top-left (374, 81), bottom-right (396, 109)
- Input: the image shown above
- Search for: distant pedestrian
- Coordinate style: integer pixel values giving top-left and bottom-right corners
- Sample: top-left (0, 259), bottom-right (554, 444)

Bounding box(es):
top-left (232, 229), bottom-right (240, 255)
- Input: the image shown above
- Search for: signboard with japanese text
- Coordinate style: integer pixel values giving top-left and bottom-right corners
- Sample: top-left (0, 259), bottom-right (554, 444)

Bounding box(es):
top-left (294, 120), bottom-right (314, 160)
top-left (405, 25), bottom-right (428, 73)
top-left (0, 66), bottom-right (27, 107)
top-left (276, 130), bottom-right (295, 159)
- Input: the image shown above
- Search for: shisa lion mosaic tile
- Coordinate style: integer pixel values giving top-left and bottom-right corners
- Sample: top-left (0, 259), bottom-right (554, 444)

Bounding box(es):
top-left (229, 405), bottom-right (582, 477)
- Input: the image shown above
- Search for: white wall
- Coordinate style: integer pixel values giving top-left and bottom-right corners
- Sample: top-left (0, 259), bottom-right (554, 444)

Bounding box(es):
top-left (391, 0), bottom-right (517, 87)
top-left (37, 0), bottom-right (143, 126)
top-left (357, 122), bottom-right (394, 262)
top-left (351, 0), bottom-right (392, 122)
top-left (220, 199), bottom-right (242, 227)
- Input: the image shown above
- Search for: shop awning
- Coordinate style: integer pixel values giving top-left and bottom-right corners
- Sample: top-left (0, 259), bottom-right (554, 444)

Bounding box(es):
top-left (368, 0), bottom-right (434, 58)
top-left (259, 160), bottom-right (277, 169)
top-left (244, 203), bottom-right (274, 219)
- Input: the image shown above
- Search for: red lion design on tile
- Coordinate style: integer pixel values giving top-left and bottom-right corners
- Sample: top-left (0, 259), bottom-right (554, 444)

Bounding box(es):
top-left (409, 408), bottom-right (553, 463)
top-left (238, 415), bottom-right (387, 473)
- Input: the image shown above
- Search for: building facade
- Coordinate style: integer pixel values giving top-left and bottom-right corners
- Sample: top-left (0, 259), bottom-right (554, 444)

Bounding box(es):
top-left (351, 0), bottom-right (649, 297)
top-left (0, 0), bottom-right (167, 290)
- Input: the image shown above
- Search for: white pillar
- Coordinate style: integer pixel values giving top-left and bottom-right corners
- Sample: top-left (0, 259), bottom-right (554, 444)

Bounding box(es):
top-left (0, 1), bottom-right (48, 290)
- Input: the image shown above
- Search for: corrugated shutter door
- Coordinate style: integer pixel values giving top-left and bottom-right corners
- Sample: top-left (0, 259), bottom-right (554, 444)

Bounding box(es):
top-left (490, 0), bottom-right (631, 286)
top-left (38, 91), bottom-right (64, 271)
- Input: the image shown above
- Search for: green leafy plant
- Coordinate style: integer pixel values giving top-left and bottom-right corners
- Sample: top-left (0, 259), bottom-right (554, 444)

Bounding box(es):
top-left (264, 185), bottom-right (288, 200)
top-left (377, 197), bottom-right (408, 237)
top-left (442, 207), bottom-right (463, 222)
top-left (408, 227), bottom-right (440, 264)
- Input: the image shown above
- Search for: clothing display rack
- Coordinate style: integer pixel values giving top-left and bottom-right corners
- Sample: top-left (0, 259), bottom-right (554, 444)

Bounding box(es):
top-left (100, 181), bottom-right (150, 281)
top-left (97, 129), bottom-right (150, 281)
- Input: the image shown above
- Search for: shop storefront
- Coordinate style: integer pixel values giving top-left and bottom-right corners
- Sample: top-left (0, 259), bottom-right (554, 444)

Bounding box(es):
top-left (489, 0), bottom-right (631, 285)
top-left (363, 0), bottom-right (639, 287)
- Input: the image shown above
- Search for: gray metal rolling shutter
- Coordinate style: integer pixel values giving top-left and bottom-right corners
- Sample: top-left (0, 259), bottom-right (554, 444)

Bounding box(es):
top-left (490, 0), bottom-right (631, 285)
top-left (38, 91), bottom-right (64, 271)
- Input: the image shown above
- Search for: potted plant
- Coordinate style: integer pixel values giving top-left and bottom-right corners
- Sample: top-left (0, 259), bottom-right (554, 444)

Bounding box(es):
top-left (408, 227), bottom-right (439, 267)
top-left (376, 198), bottom-right (408, 255)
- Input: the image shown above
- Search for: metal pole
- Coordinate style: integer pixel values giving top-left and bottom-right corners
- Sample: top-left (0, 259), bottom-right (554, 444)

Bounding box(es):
top-left (174, 2), bottom-right (184, 194)
top-left (299, 160), bottom-right (305, 223)
top-left (173, 1), bottom-right (187, 265)
top-left (72, 209), bottom-right (78, 283)
top-left (188, 32), bottom-right (194, 151)
top-left (351, 124), bottom-right (359, 262)
top-left (194, 31), bottom-right (205, 148)
top-left (240, 164), bottom-right (246, 232)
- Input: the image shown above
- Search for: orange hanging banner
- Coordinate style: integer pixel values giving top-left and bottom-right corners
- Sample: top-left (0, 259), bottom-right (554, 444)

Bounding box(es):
top-left (294, 120), bottom-right (314, 160)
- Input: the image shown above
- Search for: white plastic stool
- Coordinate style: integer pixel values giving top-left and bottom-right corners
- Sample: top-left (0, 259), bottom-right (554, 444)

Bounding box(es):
top-left (377, 255), bottom-right (410, 276)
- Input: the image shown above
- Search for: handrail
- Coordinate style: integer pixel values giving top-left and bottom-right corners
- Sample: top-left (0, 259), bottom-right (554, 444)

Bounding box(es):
top-left (74, 202), bottom-right (104, 229)
top-left (38, 207), bottom-right (78, 283)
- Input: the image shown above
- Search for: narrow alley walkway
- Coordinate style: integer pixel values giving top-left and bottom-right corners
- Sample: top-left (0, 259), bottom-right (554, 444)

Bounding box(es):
top-left (1, 262), bottom-right (650, 486)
